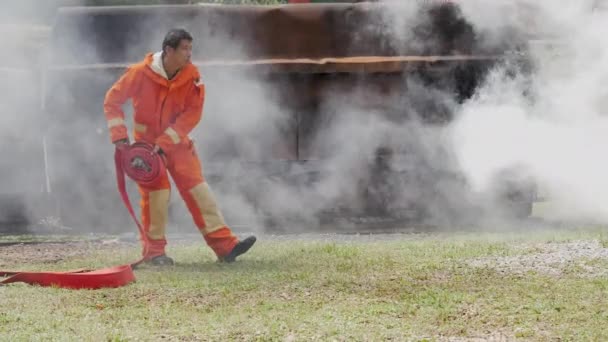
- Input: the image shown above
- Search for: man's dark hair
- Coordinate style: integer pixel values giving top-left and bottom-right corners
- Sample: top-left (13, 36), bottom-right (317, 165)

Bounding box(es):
top-left (162, 28), bottom-right (193, 53)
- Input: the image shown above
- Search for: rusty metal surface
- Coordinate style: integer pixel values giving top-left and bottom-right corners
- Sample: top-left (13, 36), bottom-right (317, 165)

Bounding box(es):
top-left (45, 55), bottom-right (504, 74)
top-left (48, 2), bottom-right (500, 67)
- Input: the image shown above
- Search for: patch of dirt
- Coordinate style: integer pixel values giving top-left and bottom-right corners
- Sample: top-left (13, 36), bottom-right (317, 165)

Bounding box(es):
top-left (0, 240), bottom-right (134, 268)
top-left (436, 333), bottom-right (515, 342)
top-left (468, 240), bottom-right (608, 278)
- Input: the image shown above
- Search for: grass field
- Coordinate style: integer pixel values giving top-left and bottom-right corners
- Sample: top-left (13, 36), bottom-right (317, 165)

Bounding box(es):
top-left (2, 226), bottom-right (608, 341)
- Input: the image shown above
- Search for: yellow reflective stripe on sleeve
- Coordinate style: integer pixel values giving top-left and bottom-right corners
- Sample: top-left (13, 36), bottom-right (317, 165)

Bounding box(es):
top-left (164, 127), bottom-right (180, 144)
top-left (107, 118), bottom-right (125, 128)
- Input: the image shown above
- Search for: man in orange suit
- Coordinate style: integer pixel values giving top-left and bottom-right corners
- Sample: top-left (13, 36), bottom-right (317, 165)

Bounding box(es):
top-left (104, 28), bottom-right (256, 265)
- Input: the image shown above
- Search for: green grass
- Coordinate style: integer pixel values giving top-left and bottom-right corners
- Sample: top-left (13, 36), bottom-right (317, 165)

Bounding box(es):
top-left (2, 228), bottom-right (608, 340)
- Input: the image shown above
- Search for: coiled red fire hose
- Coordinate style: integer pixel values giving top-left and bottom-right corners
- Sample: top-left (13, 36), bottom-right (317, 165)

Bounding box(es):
top-left (0, 142), bottom-right (165, 289)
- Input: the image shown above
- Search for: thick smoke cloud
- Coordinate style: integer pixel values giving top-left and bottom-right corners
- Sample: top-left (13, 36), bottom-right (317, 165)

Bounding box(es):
top-left (3, 0), bottom-right (606, 235)
top-left (449, 0), bottom-right (608, 223)
top-left (0, 1), bottom-right (83, 232)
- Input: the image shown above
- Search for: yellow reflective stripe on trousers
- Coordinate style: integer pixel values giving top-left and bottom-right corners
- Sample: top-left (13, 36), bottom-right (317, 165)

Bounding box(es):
top-left (164, 127), bottom-right (180, 144)
top-left (147, 189), bottom-right (170, 240)
top-left (107, 117), bottom-right (125, 128)
top-left (190, 182), bottom-right (226, 234)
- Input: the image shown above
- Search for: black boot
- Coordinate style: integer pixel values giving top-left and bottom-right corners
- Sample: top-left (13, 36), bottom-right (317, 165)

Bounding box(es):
top-left (220, 236), bottom-right (257, 263)
top-left (147, 254), bottom-right (175, 266)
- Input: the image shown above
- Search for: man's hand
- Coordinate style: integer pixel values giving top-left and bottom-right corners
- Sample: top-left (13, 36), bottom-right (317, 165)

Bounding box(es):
top-left (152, 145), bottom-right (164, 155)
top-left (113, 138), bottom-right (130, 149)
top-left (152, 144), bottom-right (167, 165)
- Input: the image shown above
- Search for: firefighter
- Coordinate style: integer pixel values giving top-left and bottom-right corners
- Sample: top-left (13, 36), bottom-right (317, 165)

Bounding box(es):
top-left (104, 28), bottom-right (256, 265)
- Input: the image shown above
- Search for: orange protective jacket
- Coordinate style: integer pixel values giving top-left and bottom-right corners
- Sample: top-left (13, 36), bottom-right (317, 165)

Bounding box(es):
top-left (104, 53), bottom-right (205, 153)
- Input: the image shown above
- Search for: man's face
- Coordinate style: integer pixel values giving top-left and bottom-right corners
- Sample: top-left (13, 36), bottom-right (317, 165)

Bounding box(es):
top-left (166, 39), bottom-right (192, 68)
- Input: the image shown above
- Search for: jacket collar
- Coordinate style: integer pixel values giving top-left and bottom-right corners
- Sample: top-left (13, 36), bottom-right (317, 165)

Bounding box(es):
top-left (141, 52), bottom-right (199, 87)
top-left (150, 51), bottom-right (169, 80)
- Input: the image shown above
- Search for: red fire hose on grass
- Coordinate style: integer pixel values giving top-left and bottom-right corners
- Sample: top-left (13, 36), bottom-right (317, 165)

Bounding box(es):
top-left (0, 142), bottom-right (164, 289)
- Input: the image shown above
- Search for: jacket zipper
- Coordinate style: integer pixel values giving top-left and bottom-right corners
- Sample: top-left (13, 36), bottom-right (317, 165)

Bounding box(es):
top-left (159, 82), bottom-right (171, 132)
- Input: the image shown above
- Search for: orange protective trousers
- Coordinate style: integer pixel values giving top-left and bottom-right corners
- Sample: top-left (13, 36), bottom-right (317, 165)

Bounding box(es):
top-left (139, 141), bottom-right (237, 259)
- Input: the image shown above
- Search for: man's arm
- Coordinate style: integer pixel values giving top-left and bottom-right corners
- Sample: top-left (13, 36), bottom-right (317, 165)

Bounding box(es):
top-left (155, 80), bottom-right (205, 152)
top-left (104, 66), bottom-right (139, 144)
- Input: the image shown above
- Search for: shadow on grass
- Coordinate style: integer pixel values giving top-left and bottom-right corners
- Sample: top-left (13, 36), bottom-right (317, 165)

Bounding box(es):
top-left (137, 259), bottom-right (296, 274)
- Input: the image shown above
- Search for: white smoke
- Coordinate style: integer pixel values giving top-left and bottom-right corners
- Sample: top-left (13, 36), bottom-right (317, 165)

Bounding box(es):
top-left (449, 0), bottom-right (608, 223)
top-left (4, 0), bottom-right (608, 235)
